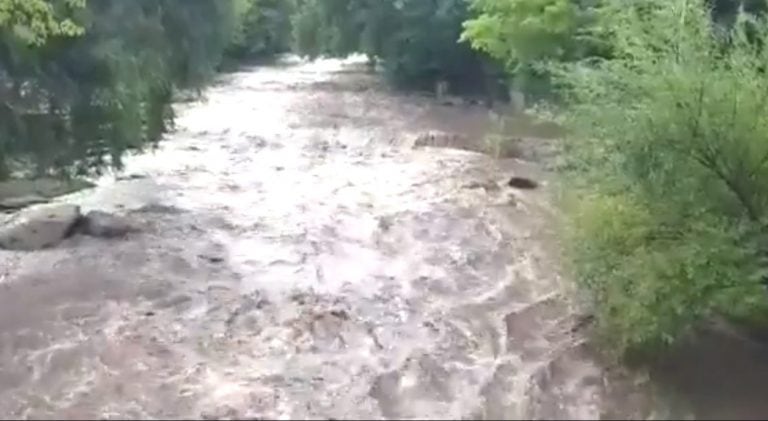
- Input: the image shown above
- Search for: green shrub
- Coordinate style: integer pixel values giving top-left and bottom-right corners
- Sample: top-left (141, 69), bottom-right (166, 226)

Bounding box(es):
top-left (554, 0), bottom-right (768, 355)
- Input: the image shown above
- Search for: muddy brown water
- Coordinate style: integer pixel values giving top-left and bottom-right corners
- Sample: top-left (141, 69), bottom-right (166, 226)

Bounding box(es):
top-left (0, 55), bottom-right (764, 420)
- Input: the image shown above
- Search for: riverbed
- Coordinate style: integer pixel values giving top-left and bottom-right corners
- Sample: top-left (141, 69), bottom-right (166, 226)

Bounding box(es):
top-left (0, 56), bottom-right (667, 419)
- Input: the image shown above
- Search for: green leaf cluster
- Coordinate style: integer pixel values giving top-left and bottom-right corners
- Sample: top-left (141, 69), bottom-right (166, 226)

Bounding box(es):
top-left (0, 0), bottom-right (84, 46)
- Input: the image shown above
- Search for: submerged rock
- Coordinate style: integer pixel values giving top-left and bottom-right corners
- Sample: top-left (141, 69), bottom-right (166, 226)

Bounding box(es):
top-left (0, 204), bottom-right (81, 250)
top-left (132, 203), bottom-right (185, 215)
top-left (116, 173), bottom-right (149, 181)
top-left (78, 210), bottom-right (139, 238)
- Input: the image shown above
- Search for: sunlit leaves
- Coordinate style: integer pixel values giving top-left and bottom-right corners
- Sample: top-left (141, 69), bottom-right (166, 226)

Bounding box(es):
top-left (462, 0), bottom-right (579, 72)
top-left (0, 0), bottom-right (84, 46)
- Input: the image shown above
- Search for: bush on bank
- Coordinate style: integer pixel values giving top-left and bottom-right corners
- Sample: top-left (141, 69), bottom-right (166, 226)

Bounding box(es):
top-left (552, 0), bottom-right (768, 355)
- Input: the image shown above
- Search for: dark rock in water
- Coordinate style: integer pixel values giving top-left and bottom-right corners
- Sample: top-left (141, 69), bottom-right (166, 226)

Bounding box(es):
top-left (116, 173), bottom-right (148, 181)
top-left (571, 314), bottom-right (596, 334)
top-left (201, 405), bottom-right (240, 420)
top-left (0, 195), bottom-right (49, 211)
top-left (199, 254), bottom-right (225, 264)
top-left (507, 177), bottom-right (538, 190)
top-left (78, 210), bottom-right (139, 238)
top-left (0, 204), bottom-right (81, 250)
top-left (133, 203), bottom-right (185, 215)
top-left (377, 216), bottom-right (394, 232)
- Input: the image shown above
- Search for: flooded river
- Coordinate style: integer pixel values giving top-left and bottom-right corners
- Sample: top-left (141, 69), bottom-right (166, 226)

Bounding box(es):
top-left (1, 56), bottom-right (757, 420)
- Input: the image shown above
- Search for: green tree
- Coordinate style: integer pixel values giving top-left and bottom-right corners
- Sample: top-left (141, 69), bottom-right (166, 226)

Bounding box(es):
top-left (461, 0), bottom-right (605, 101)
top-left (0, 0), bottom-right (246, 179)
top-left (0, 0), bottom-right (84, 46)
top-left (462, 0), bottom-right (582, 70)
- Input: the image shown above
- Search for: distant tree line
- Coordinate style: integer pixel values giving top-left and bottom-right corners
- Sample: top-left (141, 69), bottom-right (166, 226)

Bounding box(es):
top-left (3, 0), bottom-right (765, 183)
top-left (291, 0), bottom-right (507, 97)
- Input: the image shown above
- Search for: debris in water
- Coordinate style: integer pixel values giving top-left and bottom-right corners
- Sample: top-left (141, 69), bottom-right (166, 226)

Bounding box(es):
top-left (199, 254), bottom-right (225, 264)
top-left (571, 314), bottom-right (596, 334)
top-left (377, 216), bottom-right (394, 232)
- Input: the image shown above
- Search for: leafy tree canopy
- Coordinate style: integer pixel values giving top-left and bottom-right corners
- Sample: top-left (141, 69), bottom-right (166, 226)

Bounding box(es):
top-left (0, 0), bottom-right (84, 45)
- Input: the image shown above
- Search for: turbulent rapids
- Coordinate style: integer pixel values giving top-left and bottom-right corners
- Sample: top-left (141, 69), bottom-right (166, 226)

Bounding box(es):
top-left (0, 57), bottom-right (651, 420)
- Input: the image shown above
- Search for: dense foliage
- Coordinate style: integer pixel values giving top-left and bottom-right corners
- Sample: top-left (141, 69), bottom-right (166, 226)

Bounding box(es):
top-left (0, 0), bottom-right (84, 46)
top-left (0, 0), bottom-right (288, 180)
top-left (547, 0), bottom-right (768, 355)
top-left (461, 0), bottom-right (607, 100)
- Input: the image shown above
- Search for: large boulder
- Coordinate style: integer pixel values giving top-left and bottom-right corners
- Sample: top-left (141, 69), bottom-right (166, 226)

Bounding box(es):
top-left (0, 178), bottom-right (95, 213)
top-left (0, 178), bottom-right (94, 201)
top-left (0, 195), bottom-right (49, 211)
top-left (0, 204), bottom-right (81, 250)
